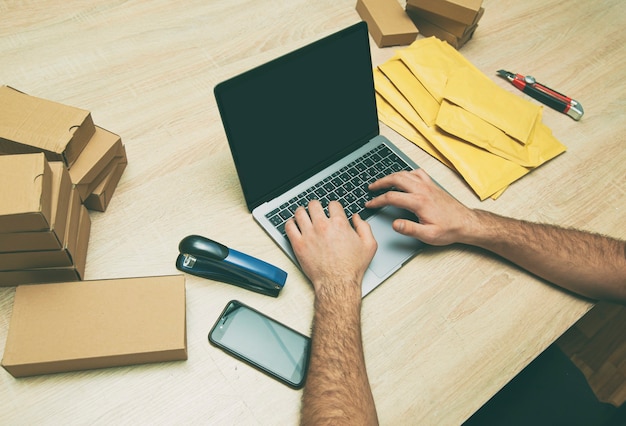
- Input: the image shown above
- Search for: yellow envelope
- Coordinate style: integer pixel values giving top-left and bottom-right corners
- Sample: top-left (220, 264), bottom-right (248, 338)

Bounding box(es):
top-left (443, 67), bottom-right (542, 145)
top-left (375, 69), bottom-right (527, 200)
top-left (378, 58), bottom-right (440, 127)
top-left (398, 37), bottom-right (482, 103)
top-left (377, 92), bottom-right (508, 200)
top-left (435, 99), bottom-right (565, 167)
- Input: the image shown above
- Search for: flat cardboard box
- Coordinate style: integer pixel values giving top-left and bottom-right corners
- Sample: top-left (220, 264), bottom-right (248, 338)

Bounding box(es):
top-left (84, 149), bottom-right (127, 212)
top-left (0, 86), bottom-right (95, 166)
top-left (406, 4), bottom-right (484, 38)
top-left (69, 126), bottom-right (122, 191)
top-left (0, 153), bottom-right (53, 233)
top-left (0, 187), bottom-right (83, 271)
top-left (2, 275), bottom-right (187, 377)
top-left (356, 0), bottom-right (419, 47)
top-left (0, 206), bottom-right (91, 286)
top-left (406, 0), bottom-right (482, 25)
top-left (0, 161), bottom-right (72, 253)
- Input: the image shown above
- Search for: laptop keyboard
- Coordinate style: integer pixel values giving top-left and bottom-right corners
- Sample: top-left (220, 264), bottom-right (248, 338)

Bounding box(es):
top-left (265, 144), bottom-right (412, 236)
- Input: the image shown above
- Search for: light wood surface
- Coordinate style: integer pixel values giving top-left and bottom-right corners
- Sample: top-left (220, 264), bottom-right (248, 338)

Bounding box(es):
top-left (1, 0), bottom-right (625, 424)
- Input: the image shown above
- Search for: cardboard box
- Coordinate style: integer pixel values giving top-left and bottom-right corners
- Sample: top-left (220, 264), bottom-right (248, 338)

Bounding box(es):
top-left (356, 0), bottom-right (419, 47)
top-left (0, 161), bottom-right (72, 253)
top-left (406, 4), bottom-right (484, 38)
top-left (0, 187), bottom-right (83, 271)
top-left (75, 142), bottom-right (126, 202)
top-left (0, 206), bottom-right (91, 286)
top-left (0, 153), bottom-right (53, 233)
top-left (84, 147), bottom-right (127, 212)
top-left (0, 86), bottom-right (95, 166)
top-left (2, 275), bottom-right (187, 377)
top-left (69, 126), bottom-right (122, 196)
top-left (406, 0), bottom-right (482, 25)
top-left (407, 12), bottom-right (477, 49)
top-left (0, 267), bottom-right (81, 286)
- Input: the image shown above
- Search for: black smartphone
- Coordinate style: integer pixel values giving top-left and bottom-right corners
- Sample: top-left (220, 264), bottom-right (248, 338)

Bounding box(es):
top-left (209, 300), bottom-right (310, 389)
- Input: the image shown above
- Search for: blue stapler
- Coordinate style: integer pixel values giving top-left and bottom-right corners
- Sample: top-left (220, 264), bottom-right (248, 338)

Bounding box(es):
top-left (175, 235), bottom-right (287, 297)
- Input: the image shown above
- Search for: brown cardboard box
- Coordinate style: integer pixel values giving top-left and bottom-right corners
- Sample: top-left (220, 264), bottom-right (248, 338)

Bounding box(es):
top-left (406, 0), bottom-right (482, 25)
top-left (406, 11), bottom-right (477, 49)
top-left (75, 142), bottom-right (126, 202)
top-left (356, 0), bottom-right (419, 47)
top-left (0, 187), bottom-right (83, 271)
top-left (0, 206), bottom-right (91, 286)
top-left (0, 153), bottom-right (53, 233)
top-left (2, 275), bottom-right (187, 377)
top-left (0, 268), bottom-right (80, 286)
top-left (0, 86), bottom-right (95, 166)
top-left (406, 4), bottom-right (484, 38)
top-left (0, 161), bottom-right (72, 253)
top-left (69, 126), bottom-right (123, 197)
top-left (84, 147), bottom-right (127, 212)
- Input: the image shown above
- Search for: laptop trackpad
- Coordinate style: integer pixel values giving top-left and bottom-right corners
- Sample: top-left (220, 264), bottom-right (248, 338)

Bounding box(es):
top-left (367, 207), bottom-right (424, 278)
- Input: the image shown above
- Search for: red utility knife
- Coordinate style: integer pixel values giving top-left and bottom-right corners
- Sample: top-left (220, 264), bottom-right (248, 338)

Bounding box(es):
top-left (497, 70), bottom-right (584, 121)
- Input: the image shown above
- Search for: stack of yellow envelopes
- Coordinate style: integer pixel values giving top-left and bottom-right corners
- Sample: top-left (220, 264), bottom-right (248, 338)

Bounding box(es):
top-left (374, 37), bottom-right (566, 200)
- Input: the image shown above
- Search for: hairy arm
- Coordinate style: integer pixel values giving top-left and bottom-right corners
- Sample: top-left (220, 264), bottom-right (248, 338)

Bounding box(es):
top-left (462, 210), bottom-right (626, 303)
top-left (285, 200), bottom-right (379, 426)
top-left (367, 169), bottom-right (626, 304)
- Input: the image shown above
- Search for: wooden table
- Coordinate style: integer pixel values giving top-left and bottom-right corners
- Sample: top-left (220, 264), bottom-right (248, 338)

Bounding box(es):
top-left (1, 0), bottom-right (624, 424)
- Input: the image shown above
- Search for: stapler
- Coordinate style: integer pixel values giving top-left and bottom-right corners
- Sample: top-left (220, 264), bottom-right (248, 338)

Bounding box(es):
top-left (175, 235), bottom-right (287, 297)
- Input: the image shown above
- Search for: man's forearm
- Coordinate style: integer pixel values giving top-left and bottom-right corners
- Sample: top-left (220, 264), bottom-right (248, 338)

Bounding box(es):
top-left (300, 281), bottom-right (378, 426)
top-left (462, 210), bottom-right (626, 303)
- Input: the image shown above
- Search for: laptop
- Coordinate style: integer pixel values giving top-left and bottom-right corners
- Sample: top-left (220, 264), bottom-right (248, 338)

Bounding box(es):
top-left (214, 22), bottom-right (427, 296)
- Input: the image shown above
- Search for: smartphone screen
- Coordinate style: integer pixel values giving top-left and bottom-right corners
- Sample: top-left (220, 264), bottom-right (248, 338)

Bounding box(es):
top-left (209, 300), bottom-right (310, 389)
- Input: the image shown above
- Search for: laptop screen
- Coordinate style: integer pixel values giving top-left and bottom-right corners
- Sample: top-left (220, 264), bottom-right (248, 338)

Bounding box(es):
top-left (214, 22), bottom-right (379, 211)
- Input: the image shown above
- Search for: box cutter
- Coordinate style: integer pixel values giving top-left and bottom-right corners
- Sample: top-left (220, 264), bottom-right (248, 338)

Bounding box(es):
top-left (497, 70), bottom-right (584, 121)
top-left (175, 235), bottom-right (287, 297)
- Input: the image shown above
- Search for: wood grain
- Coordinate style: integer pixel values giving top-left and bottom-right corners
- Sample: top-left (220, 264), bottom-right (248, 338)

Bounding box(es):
top-left (1, 0), bottom-right (624, 424)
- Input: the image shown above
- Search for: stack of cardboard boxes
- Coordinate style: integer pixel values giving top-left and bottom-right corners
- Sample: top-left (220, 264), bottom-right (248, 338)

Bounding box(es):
top-left (405, 0), bottom-right (484, 49)
top-left (0, 85), bottom-right (127, 285)
top-left (355, 0), bottom-right (484, 49)
top-left (0, 87), bottom-right (187, 378)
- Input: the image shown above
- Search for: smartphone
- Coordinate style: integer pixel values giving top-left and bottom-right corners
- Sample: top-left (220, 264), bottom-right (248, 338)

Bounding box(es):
top-left (209, 300), bottom-right (310, 389)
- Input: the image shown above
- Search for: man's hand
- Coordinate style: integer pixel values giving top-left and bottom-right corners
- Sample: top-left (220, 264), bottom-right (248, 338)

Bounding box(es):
top-left (285, 200), bottom-right (377, 297)
top-left (366, 168), bottom-right (476, 246)
top-left (286, 200), bottom-right (380, 426)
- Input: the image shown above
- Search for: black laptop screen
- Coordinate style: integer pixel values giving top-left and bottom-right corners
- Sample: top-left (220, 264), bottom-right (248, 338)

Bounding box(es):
top-left (214, 22), bottom-right (379, 211)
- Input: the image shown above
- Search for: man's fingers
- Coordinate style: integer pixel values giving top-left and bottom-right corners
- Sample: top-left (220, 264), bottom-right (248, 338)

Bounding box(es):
top-left (306, 199), bottom-right (327, 223)
top-left (293, 205), bottom-right (313, 232)
top-left (369, 169), bottom-right (428, 193)
top-left (284, 218), bottom-right (300, 239)
top-left (366, 190), bottom-right (418, 211)
top-left (327, 200), bottom-right (348, 219)
top-left (352, 214), bottom-right (377, 249)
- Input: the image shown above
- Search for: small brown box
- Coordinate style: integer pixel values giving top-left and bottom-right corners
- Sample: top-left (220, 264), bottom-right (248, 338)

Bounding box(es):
top-left (0, 161), bottom-right (72, 253)
top-left (69, 126), bottom-right (122, 197)
top-left (0, 187), bottom-right (83, 272)
top-left (406, 0), bottom-right (482, 25)
top-left (356, 0), bottom-right (419, 47)
top-left (406, 4), bottom-right (484, 38)
top-left (406, 11), bottom-right (477, 49)
top-left (1, 275), bottom-right (187, 377)
top-left (84, 144), bottom-right (127, 212)
top-left (0, 86), bottom-right (95, 167)
top-left (0, 153), bottom-right (53, 233)
top-left (0, 205), bottom-right (91, 286)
